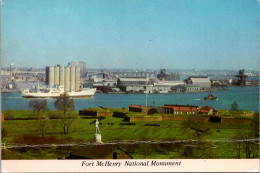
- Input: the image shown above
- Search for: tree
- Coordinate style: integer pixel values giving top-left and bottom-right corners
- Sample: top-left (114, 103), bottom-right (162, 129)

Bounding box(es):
top-left (231, 101), bottom-right (238, 111)
top-left (54, 94), bottom-right (75, 114)
top-left (37, 115), bottom-right (48, 137)
top-left (28, 99), bottom-right (49, 137)
top-left (1, 127), bottom-right (8, 141)
top-left (29, 99), bottom-right (48, 118)
top-left (54, 94), bottom-right (77, 134)
top-left (250, 113), bottom-right (259, 138)
top-left (233, 130), bottom-right (258, 159)
top-left (182, 114), bottom-right (209, 139)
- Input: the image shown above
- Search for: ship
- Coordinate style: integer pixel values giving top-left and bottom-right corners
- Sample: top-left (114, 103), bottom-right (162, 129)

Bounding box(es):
top-left (204, 94), bottom-right (217, 100)
top-left (21, 85), bottom-right (96, 98)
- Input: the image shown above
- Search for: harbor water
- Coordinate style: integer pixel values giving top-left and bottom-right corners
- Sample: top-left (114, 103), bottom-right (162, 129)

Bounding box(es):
top-left (1, 86), bottom-right (259, 112)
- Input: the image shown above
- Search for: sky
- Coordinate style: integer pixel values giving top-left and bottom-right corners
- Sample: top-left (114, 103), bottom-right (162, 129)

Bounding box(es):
top-left (1, 0), bottom-right (259, 70)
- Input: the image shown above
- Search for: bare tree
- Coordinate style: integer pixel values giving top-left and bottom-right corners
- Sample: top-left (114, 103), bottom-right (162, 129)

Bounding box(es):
top-left (182, 114), bottom-right (209, 139)
top-left (28, 100), bottom-right (49, 137)
top-left (29, 99), bottom-right (48, 118)
top-left (37, 115), bottom-right (48, 137)
top-left (54, 94), bottom-right (75, 114)
top-left (54, 94), bottom-right (77, 134)
top-left (233, 131), bottom-right (257, 159)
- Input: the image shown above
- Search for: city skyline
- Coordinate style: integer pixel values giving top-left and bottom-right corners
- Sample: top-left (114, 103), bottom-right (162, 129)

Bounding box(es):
top-left (1, 0), bottom-right (259, 70)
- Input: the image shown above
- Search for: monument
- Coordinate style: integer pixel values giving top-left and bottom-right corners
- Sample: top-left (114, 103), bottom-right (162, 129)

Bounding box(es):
top-left (94, 119), bottom-right (102, 143)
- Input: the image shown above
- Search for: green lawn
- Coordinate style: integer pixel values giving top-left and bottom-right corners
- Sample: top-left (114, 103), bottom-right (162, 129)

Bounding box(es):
top-left (1, 109), bottom-right (259, 159)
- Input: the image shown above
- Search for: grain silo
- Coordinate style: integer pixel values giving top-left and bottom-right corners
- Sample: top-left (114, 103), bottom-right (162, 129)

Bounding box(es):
top-left (54, 66), bottom-right (60, 85)
top-left (59, 66), bottom-right (65, 87)
top-left (49, 66), bottom-right (55, 88)
top-left (75, 66), bottom-right (80, 90)
top-left (65, 67), bottom-right (71, 92)
top-left (70, 66), bottom-right (76, 91)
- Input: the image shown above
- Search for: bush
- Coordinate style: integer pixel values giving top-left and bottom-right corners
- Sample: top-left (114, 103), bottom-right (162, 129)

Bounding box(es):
top-left (120, 123), bottom-right (136, 125)
top-left (13, 133), bottom-right (59, 145)
top-left (48, 112), bottom-right (60, 119)
top-left (144, 124), bottom-right (160, 126)
top-left (4, 113), bottom-right (14, 120)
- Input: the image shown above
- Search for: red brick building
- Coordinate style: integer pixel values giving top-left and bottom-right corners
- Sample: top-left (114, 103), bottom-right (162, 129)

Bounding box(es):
top-left (163, 104), bottom-right (199, 115)
top-left (199, 106), bottom-right (213, 115)
top-left (129, 104), bottom-right (147, 113)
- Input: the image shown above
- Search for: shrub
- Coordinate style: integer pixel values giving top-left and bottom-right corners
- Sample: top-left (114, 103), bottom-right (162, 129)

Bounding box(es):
top-left (120, 123), bottom-right (136, 125)
top-left (4, 113), bottom-right (14, 120)
top-left (48, 112), bottom-right (60, 119)
top-left (144, 124), bottom-right (160, 126)
top-left (13, 133), bottom-right (59, 145)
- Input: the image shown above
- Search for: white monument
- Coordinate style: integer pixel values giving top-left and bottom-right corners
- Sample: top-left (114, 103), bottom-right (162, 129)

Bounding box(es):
top-left (94, 119), bottom-right (102, 143)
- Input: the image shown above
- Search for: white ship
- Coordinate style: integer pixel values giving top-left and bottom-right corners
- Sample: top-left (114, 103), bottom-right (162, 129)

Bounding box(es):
top-left (21, 85), bottom-right (96, 98)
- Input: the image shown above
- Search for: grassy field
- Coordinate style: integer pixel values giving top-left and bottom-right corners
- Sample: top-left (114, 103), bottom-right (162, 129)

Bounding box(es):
top-left (1, 110), bottom-right (259, 159)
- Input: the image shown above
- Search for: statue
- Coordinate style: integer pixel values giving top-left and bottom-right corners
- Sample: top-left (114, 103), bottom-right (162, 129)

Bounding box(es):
top-left (95, 119), bottom-right (100, 134)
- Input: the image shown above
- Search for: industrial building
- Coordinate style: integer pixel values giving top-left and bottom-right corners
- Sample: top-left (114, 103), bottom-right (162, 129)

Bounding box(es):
top-left (117, 77), bottom-right (149, 89)
top-left (68, 61), bottom-right (87, 78)
top-left (46, 65), bottom-right (81, 92)
top-left (125, 80), bottom-right (186, 93)
top-left (184, 76), bottom-right (211, 90)
top-left (157, 69), bottom-right (180, 81)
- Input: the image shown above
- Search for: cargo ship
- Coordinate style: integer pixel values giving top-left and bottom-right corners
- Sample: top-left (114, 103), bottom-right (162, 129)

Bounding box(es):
top-left (21, 85), bottom-right (96, 98)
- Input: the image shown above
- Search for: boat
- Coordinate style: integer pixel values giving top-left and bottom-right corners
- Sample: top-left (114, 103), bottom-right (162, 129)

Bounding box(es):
top-left (21, 85), bottom-right (96, 98)
top-left (67, 88), bottom-right (97, 98)
top-left (204, 94), bottom-right (217, 100)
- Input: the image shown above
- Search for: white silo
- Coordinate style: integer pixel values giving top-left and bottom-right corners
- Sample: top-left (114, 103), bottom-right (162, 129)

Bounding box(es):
top-left (49, 66), bottom-right (55, 88)
top-left (59, 66), bottom-right (65, 87)
top-left (54, 66), bottom-right (60, 85)
top-left (70, 66), bottom-right (76, 91)
top-left (65, 67), bottom-right (71, 92)
top-left (75, 66), bottom-right (80, 90)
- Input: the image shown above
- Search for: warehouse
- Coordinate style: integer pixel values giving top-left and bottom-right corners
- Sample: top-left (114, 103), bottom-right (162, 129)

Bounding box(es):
top-left (185, 76), bottom-right (211, 90)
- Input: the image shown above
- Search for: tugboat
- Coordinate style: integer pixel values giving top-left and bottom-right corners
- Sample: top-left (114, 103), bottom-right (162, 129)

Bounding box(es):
top-left (204, 94), bottom-right (217, 100)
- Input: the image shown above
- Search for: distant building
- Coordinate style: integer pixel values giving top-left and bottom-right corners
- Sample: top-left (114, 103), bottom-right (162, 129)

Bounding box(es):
top-left (234, 69), bottom-right (248, 86)
top-left (68, 61), bottom-right (87, 78)
top-left (45, 65), bottom-right (80, 91)
top-left (117, 77), bottom-right (149, 91)
top-left (185, 76), bottom-right (211, 89)
top-left (157, 69), bottom-right (180, 81)
top-left (67, 145), bottom-right (132, 159)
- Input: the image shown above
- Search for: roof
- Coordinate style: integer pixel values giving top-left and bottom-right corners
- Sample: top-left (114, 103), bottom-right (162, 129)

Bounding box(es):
top-left (189, 76), bottom-right (209, 78)
top-left (129, 104), bottom-right (146, 109)
top-left (69, 144), bottom-right (132, 159)
top-left (164, 104), bottom-right (198, 111)
top-left (154, 81), bottom-right (185, 86)
top-left (200, 106), bottom-right (213, 112)
top-left (190, 78), bottom-right (210, 83)
top-left (119, 78), bottom-right (149, 82)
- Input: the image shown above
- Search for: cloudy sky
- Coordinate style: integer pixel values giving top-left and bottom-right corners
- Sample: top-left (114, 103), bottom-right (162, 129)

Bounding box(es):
top-left (1, 0), bottom-right (259, 70)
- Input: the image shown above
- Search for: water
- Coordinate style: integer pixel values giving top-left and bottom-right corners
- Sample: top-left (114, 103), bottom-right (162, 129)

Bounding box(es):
top-left (1, 86), bottom-right (259, 112)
